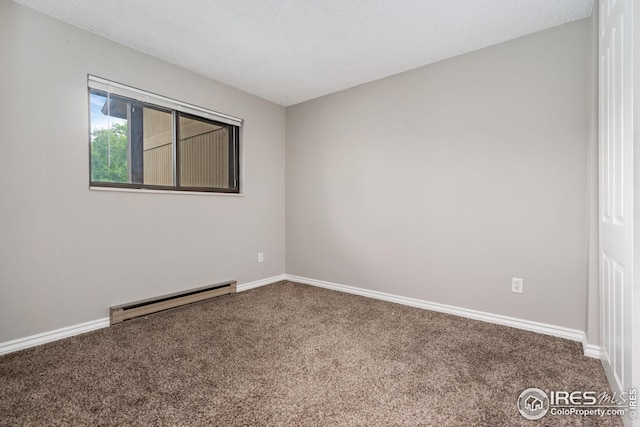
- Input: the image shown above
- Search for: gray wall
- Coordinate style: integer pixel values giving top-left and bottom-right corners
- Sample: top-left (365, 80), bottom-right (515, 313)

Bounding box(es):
top-left (0, 1), bottom-right (286, 342)
top-left (286, 19), bottom-right (592, 330)
top-left (585, 10), bottom-right (600, 346)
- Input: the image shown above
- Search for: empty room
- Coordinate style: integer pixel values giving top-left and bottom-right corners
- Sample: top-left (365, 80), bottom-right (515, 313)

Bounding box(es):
top-left (1, 0), bottom-right (638, 425)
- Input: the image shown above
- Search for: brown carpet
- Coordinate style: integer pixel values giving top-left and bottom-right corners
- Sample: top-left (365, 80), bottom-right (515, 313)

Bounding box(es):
top-left (0, 281), bottom-right (620, 426)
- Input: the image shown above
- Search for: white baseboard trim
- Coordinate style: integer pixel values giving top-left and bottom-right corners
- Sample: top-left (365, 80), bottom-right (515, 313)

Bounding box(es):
top-left (0, 274), bottom-right (601, 360)
top-left (581, 339), bottom-right (602, 359)
top-left (237, 274), bottom-right (287, 292)
top-left (287, 274), bottom-right (598, 357)
top-left (0, 274), bottom-right (288, 356)
top-left (0, 317), bottom-right (110, 356)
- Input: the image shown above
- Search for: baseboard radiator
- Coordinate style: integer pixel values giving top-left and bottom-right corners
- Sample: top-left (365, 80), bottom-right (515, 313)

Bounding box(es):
top-left (109, 280), bottom-right (237, 325)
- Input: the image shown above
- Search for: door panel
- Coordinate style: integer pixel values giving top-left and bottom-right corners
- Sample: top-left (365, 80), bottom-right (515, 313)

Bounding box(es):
top-left (599, 0), bottom-right (633, 416)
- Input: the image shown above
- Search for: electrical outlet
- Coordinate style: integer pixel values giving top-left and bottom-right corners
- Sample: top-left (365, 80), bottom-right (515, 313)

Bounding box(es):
top-left (258, 252), bottom-right (264, 263)
top-left (512, 277), bottom-right (524, 293)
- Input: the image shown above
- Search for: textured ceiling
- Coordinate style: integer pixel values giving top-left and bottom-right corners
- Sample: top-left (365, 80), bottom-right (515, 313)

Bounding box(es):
top-left (14, 0), bottom-right (593, 106)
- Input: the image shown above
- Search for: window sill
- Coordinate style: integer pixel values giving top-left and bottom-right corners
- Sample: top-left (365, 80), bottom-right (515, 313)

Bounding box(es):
top-left (89, 186), bottom-right (245, 197)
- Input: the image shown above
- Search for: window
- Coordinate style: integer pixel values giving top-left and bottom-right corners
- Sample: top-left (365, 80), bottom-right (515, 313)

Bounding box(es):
top-left (88, 76), bottom-right (241, 193)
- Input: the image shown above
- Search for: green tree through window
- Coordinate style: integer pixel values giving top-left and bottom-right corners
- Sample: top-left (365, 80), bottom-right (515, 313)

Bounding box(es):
top-left (90, 123), bottom-right (128, 183)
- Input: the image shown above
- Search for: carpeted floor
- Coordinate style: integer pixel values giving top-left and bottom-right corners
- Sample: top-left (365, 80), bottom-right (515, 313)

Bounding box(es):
top-left (0, 281), bottom-right (621, 426)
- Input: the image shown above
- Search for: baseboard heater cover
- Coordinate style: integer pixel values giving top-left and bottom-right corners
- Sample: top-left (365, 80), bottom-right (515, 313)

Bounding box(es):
top-left (109, 280), bottom-right (237, 325)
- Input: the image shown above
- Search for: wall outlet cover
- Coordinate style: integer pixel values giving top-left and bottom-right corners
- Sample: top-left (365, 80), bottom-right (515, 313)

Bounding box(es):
top-left (512, 277), bottom-right (524, 293)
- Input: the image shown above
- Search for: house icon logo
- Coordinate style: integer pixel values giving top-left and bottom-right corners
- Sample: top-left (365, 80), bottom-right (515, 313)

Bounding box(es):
top-left (518, 388), bottom-right (550, 420)
top-left (525, 395), bottom-right (544, 411)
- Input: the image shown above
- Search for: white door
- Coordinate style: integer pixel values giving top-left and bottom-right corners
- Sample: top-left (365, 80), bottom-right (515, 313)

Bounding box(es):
top-left (598, 0), bottom-right (634, 423)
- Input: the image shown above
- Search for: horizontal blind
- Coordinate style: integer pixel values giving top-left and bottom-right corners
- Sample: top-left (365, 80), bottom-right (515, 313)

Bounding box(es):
top-left (88, 75), bottom-right (243, 127)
